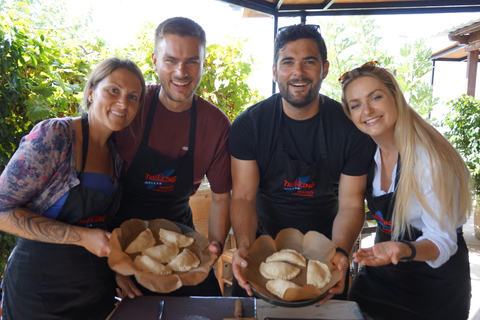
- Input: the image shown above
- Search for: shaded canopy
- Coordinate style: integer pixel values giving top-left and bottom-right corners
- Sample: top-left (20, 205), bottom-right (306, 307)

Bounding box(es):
top-left (221, 0), bottom-right (480, 97)
top-left (219, 0), bottom-right (480, 18)
top-left (431, 19), bottom-right (480, 97)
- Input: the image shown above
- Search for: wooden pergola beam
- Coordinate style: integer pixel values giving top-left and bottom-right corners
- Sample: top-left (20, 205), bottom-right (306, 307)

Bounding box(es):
top-left (466, 49), bottom-right (479, 97)
top-left (448, 25), bottom-right (480, 98)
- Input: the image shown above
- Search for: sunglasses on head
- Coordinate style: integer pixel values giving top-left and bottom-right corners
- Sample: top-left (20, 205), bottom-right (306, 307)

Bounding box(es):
top-left (338, 61), bottom-right (378, 84)
top-left (277, 24), bottom-right (321, 34)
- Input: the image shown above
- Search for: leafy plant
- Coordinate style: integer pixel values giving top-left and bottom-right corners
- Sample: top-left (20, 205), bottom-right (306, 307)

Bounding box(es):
top-left (442, 95), bottom-right (480, 193)
top-left (0, 0), bottom-right (108, 282)
top-left (0, 0), bottom-right (104, 172)
top-left (116, 24), bottom-right (264, 121)
top-left (0, 232), bottom-right (17, 282)
top-left (396, 38), bottom-right (438, 116)
top-left (320, 16), bottom-right (437, 118)
top-left (198, 37), bottom-right (263, 121)
top-left (112, 21), bottom-right (158, 84)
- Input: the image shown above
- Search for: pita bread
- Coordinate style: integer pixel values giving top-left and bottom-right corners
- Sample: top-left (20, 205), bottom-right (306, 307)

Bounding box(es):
top-left (159, 228), bottom-right (194, 248)
top-left (307, 260), bottom-right (332, 288)
top-left (266, 279), bottom-right (301, 299)
top-left (168, 248), bottom-right (200, 272)
top-left (143, 243), bottom-right (179, 264)
top-left (134, 255), bottom-right (172, 275)
top-left (266, 249), bottom-right (306, 267)
top-left (125, 228), bottom-right (156, 254)
top-left (259, 261), bottom-right (300, 280)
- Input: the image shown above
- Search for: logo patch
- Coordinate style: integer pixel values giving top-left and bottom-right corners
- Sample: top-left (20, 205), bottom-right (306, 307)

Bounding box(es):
top-left (283, 176), bottom-right (315, 197)
top-left (144, 169), bottom-right (177, 192)
top-left (373, 211), bottom-right (392, 234)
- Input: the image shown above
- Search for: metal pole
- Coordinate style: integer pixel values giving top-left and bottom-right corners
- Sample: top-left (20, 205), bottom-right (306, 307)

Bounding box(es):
top-left (272, 14), bottom-right (278, 95)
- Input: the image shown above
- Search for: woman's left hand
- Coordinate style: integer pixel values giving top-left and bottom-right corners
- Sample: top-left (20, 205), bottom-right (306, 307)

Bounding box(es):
top-left (353, 241), bottom-right (406, 266)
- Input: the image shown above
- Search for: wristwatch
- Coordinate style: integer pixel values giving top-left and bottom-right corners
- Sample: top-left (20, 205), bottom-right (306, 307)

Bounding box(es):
top-left (398, 240), bottom-right (416, 262)
top-left (335, 247), bottom-right (349, 258)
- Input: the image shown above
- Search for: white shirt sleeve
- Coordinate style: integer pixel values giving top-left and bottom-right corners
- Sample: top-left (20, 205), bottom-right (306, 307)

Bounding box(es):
top-left (372, 147), bottom-right (463, 268)
top-left (408, 149), bottom-right (462, 268)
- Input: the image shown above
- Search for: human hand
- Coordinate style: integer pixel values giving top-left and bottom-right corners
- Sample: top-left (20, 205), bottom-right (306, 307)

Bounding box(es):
top-left (115, 273), bottom-right (143, 299)
top-left (318, 251), bottom-right (348, 304)
top-left (232, 247), bottom-right (253, 296)
top-left (79, 228), bottom-right (111, 257)
top-left (353, 241), bottom-right (405, 266)
top-left (208, 240), bottom-right (223, 258)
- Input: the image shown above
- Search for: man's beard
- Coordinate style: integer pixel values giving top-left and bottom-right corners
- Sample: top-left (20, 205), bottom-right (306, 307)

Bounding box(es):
top-left (278, 80), bottom-right (321, 108)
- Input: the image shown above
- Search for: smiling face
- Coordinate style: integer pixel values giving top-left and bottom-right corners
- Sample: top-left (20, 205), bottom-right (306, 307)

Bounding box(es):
top-left (344, 76), bottom-right (398, 142)
top-left (152, 34), bottom-right (205, 111)
top-left (273, 38), bottom-right (329, 113)
top-left (87, 68), bottom-right (142, 133)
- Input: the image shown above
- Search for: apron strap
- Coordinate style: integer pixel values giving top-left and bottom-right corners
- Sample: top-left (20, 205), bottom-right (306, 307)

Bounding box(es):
top-left (186, 97), bottom-right (197, 155)
top-left (142, 85), bottom-right (197, 155)
top-left (79, 113), bottom-right (89, 179)
top-left (142, 85), bottom-right (161, 145)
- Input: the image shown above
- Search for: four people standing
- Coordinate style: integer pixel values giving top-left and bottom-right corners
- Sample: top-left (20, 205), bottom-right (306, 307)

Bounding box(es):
top-left (0, 16), bottom-right (474, 319)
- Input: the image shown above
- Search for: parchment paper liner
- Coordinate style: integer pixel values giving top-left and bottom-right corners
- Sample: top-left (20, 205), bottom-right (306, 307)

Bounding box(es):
top-left (243, 228), bottom-right (343, 302)
top-left (108, 218), bottom-right (216, 293)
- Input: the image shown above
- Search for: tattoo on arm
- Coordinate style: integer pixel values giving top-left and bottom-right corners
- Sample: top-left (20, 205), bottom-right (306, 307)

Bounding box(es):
top-left (2, 209), bottom-right (82, 244)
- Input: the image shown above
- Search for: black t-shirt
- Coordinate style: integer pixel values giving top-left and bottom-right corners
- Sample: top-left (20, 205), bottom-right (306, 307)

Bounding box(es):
top-left (229, 93), bottom-right (375, 182)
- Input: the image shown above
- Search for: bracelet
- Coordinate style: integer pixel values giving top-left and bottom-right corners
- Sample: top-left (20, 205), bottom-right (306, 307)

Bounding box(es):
top-left (335, 247), bottom-right (349, 259)
top-left (398, 240), bottom-right (416, 262)
top-left (213, 240), bottom-right (224, 254)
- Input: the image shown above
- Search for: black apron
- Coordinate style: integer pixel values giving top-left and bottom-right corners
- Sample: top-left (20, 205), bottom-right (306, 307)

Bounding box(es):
top-left (113, 86), bottom-right (196, 229)
top-left (233, 97), bottom-right (348, 299)
top-left (112, 86), bottom-right (221, 297)
top-left (256, 96), bottom-right (338, 239)
top-left (2, 114), bottom-right (121, 320)
top-left (348, 160), bottom-right (471, 320)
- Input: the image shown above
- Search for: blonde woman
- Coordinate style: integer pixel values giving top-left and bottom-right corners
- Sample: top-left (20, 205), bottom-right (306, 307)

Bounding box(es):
top-left (339, 62), bottom-right (471, 320)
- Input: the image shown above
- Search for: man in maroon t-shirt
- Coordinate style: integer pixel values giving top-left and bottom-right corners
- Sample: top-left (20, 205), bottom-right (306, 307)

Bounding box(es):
top-left (114, 17), bottom-right (232, 298)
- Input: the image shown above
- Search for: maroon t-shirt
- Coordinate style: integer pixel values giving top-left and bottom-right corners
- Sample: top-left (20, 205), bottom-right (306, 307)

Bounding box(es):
top-left (115, 84), bottom-right (232, 195)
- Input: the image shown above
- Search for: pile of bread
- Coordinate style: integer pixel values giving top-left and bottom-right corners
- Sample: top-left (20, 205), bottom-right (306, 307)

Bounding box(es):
top-left (259, 249), bottom-right (332, 300)
top-left (125, 228), bottom-right (200, 275)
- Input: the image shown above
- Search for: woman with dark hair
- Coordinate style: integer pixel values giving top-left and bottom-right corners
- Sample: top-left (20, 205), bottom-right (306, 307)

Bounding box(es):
top-left (340, 62), bottom-right (471, 320)
top-left (0, 57), bottom-right (145, 320)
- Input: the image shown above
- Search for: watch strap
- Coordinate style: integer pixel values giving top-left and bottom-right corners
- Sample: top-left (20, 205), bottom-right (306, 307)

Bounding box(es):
top-left (398, 240), bottom-right (416, 262)
top-left (335, 247), bottom-right (349, 259)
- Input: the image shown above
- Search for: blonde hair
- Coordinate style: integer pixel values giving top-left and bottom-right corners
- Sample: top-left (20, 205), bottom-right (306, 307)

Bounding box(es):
top-left (341, 66), bottom-right (472, 239)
